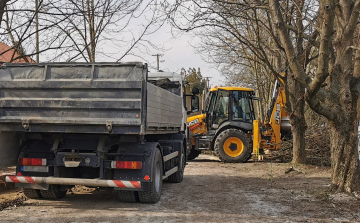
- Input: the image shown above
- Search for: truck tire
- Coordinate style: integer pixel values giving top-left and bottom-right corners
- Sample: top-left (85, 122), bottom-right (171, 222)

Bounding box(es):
top-left (187, 149), bottom-right (201, 160)
top-left (118, 191), bottom-right (139, 203)
top-left (40, 185), bottom-right (67, 199)
top-left (167, 143), bottom-right (185, 183)
top-left (214, 128), bottom-right (251, 163)
top-left (138, 149), bottom-right (163, 203)
top-left (23, 188), bottom-right (43, 199)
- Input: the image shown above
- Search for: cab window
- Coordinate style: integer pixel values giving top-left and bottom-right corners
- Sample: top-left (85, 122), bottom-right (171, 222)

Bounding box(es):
top-left (207, 91), bottom-right (217, 115)
top-left (232, 91), bottom-right (253, 122)
top-left (212, 90), bottom-right (229, 127)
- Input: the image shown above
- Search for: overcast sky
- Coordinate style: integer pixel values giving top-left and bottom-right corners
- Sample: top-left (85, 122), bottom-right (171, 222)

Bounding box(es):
top-left (122, 22), bottom-right (223, 87)
top-left (28, 1), bottom-right (224, 87)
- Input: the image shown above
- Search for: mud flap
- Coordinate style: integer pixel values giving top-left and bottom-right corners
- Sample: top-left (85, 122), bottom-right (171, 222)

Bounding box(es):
top-left (113, 142), bottom-right (160, 191)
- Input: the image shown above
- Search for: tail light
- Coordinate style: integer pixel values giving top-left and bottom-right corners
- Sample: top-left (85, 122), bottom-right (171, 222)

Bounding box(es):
top-left (19, 158), bottom-right (46, 166)
top-left (111, 161), bottom-right (142, 169)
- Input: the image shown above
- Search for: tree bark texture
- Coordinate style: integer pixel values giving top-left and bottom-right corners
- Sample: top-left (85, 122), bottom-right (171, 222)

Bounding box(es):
top-left (330, 118), bottom-right (360, 193)
top-left (288, 77), bottom-right (307, 164)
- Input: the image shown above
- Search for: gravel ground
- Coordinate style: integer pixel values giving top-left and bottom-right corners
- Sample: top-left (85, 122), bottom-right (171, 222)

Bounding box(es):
top-left (0, 154), bottom-right (359, 222)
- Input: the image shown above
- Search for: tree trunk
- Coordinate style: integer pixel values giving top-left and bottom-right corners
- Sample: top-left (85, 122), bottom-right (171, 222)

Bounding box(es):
top-left (290, 117), bottom-right (306, 164)
top-left (330, 117), bottom-right (360, 193)
top-left (289, 90), bottom-right (307, 164)
top-left (0, 0), bottom-right (9, 29)
top-left (288, 74), bottom-right (307, 164)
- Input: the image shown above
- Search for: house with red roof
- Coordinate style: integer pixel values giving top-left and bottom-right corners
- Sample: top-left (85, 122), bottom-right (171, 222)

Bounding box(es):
top-left (0, 42), bottom-right (35, 64)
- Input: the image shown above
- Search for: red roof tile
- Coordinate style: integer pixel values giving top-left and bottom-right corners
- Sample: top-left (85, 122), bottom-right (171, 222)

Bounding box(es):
top-left (0, 42), bottom-right (35, 63)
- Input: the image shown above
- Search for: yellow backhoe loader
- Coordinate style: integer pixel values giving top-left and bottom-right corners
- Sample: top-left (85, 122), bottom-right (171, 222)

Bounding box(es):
top-left (187, 80), bottom-right (291, 162)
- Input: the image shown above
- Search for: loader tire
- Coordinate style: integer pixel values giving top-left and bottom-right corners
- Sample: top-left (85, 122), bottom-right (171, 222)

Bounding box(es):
top-left (187, 149), bottom-right (201, 160)
top-left (23, 188), bottom-right (43, 199)
top-left (214, 128), bottom-right (251, 163)
top-left (40, 185), bottom-right (67, 199)
top-left (118, 191), bottom-right (139, 203)
top-left (138, 149), bottom-right (163, 203)
top-left (168, 143), bottom-right (185, 183)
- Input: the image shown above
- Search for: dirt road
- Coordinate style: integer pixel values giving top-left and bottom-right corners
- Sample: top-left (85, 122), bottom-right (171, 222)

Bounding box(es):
top-left (1, 154), bottom-right (360, 222)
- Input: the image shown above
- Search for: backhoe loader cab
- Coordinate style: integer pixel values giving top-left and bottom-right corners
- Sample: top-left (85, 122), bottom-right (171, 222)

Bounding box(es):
top-left (205, 87), bottom-right (256, 131)
top-left (187, 87), bottom-right (257, 162)
top-left (187, 81), bottom-right (291, 162)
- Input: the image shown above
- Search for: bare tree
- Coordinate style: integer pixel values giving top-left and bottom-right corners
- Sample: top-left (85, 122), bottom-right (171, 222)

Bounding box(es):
top-left (168, 0), bottom-right (360, 193)
top-left (269, 0), bottom-right (360, 193)
top-left (0, 0), bottom-right (10, 28)
top-left (44, 0), bottom-right (167, 62)
top-left (167, 0), bottom-right (310, 164)
top-left (0, 0), bottom-right (168, 63)
top-left (191, 23), bottom-right (275, 120)
top-left (0, 0), bottom-right (74, 62)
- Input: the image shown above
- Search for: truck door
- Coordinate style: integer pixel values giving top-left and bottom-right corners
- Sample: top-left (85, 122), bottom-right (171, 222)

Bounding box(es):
top-left (209, 90), bottom-right (230, 129)
top-left (205, 91), bottom-right (217, 131)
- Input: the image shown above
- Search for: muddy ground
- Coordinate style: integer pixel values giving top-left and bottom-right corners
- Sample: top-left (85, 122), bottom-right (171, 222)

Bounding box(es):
top-left (0, 154), bottom-right (360, 222)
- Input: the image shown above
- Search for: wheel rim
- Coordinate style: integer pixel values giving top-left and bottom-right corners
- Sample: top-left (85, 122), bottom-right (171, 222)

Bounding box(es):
top-left (223, 137), bottom-right (244, 157)
top-left (154, 161), bottom-right (161, 193)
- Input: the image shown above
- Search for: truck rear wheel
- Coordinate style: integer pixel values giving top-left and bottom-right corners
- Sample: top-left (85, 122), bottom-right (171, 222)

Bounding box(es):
top-left (23, 188), bottom-right (43, 199)
top-left (168, 143), bottom-right (185, 183)
top-left (118, 191), bottom-right (139, 203)
top-left (40, 185), bottom-right (67, 199)
top-left (214, 129), bottom-right (251, 163)
top-left (138, 149), bottom-right (163, 203)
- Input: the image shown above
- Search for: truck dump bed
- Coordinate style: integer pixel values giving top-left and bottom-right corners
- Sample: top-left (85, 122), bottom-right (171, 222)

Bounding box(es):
top-left (0, 62), bottom-right (183, 134)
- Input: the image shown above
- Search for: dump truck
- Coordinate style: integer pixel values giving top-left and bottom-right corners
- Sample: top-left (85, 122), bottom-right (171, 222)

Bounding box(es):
top-left (187, 79), bottom-right (291, 162)
top-left (2, 62), bottom-right (187, 203)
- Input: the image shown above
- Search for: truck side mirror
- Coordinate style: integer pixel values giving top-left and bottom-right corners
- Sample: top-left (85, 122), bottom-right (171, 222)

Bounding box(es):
top-left (191, 95), bottom-right (199, 113)
top-left (192, 87), bottom-right (200, 95)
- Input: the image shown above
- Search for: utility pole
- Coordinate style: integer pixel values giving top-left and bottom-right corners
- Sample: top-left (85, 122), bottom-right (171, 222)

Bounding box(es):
top-left (203, 77), bottom-right (213, 90)
top-left (152, 54), bottom-right (164, 71)
top-left (35, 0), bottom-right (39, 63)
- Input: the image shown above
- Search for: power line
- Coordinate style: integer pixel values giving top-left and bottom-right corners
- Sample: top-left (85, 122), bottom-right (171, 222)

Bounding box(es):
top-left (164, 55), bottom-right (181, 72)
top-left (163, 61), bottom-right (177, 72)
top-left (166, 56), bottom-right (181, 68)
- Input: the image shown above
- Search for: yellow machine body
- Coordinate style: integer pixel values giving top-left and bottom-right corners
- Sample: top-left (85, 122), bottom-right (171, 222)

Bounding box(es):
top-left (252, 80), bottom-right (290, 154)
top-left (187, 114), bottom-right (207, 137)
top-left (187, 81), bottom-right (290, 160)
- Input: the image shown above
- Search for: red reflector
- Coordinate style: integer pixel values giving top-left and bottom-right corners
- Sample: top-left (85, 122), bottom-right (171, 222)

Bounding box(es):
top-left (19, 158), bottom-right (45, 166)
top-left (17, 172), bottom-right (22, 176)
top-left (144, 175), bottom-right (150, 181)
top-left (112, 161), bottom-right (142, 169)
